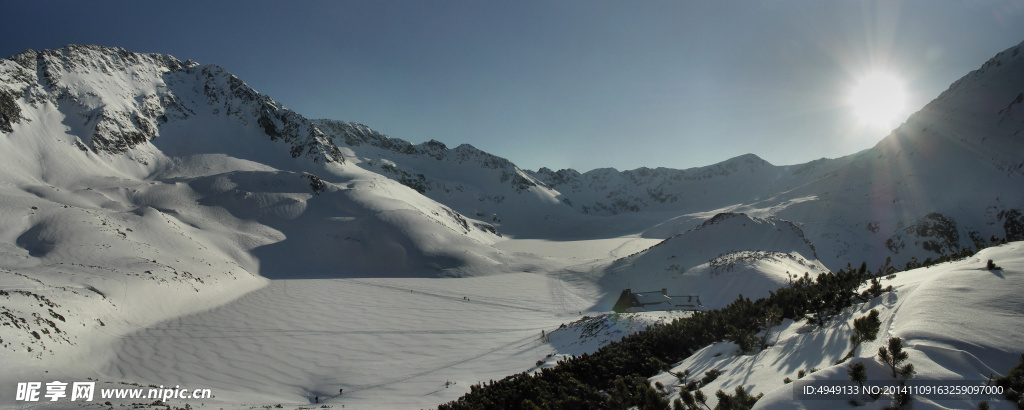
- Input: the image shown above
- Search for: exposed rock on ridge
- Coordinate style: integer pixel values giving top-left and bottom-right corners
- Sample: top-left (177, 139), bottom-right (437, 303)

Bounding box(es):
top-left (0, 45), bottom-right (343, 163)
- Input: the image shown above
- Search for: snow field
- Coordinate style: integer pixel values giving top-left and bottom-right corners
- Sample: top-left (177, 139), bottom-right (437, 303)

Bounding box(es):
top-left (650, 242), bottom-right (1024, 410)
top-left (88, 272), bottom-right (600, 409)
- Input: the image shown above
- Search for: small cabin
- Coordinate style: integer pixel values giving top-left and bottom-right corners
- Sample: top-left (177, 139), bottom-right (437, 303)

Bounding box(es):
top-left (613, 288), bottom-right (703, 313)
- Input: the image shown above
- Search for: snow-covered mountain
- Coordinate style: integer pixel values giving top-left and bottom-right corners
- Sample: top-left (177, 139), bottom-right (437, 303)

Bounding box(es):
top-left (0, 45), bottom-right (525, 379)
top-left (312, 41), bottom-right (1024, 271)
top-left (766, 42), bottom-right (1024, 269)
top-left (3, 40), bottom-right (1022, 272)
top-left (312, 119), bottom-right (569, 238)
top-left (0, 40), bottom-right (1022, 409)
top-left (0, 44), bottom-right (510, 281)
top-left (311, 118), bottom-right (854, 240)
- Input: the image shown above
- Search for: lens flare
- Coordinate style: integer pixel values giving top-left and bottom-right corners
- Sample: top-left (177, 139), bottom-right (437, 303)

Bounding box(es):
top-left (849, 72), bottom-right (907, 128)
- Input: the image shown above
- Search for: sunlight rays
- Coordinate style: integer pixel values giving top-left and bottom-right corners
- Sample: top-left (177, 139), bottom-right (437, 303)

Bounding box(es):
top-left (848, 71), bottom-right (907, 128)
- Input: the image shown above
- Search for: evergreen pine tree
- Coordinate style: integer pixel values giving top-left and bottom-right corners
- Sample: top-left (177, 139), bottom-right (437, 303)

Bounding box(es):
top-left (848, 362), bottom-right (867, 388)
top-left (759, 305), bottom-right (783, 350)
top-left (694, 390), bottom-right (710, 410)
top-left (878, 337), bottom-right (915, 379)
top-left (713, 385), bottom-right (762, 410)
top-left (851, 309), bottom-right (882, 346)
top-left (680, 389), bottom-right (695, 408)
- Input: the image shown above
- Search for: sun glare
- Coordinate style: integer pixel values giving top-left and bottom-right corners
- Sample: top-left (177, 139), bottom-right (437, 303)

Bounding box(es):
top-left (849, 72), bottom-right (907, 128)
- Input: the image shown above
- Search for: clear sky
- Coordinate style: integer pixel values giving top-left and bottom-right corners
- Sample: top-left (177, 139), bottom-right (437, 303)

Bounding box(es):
top-left (2, 1), bottom-right (1024, 172)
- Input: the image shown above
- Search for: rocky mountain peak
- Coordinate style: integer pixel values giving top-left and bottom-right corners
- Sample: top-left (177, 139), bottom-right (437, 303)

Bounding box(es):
top-left (1, 44), bottom-right (343, 163)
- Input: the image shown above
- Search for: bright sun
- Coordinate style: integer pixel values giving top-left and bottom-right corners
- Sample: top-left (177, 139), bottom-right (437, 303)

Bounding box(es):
top-left (849, 72), bottom-right (907, 128)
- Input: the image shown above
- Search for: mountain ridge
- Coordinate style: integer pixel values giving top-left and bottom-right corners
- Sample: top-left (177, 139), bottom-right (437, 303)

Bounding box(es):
top-left (1, 45), bottom-right (344, 165)
top-left (6, 42), bottom-right (1024, 269)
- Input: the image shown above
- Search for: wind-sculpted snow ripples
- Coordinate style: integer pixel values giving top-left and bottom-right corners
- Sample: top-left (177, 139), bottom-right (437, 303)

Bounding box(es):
top-left (100, 273), bottom-right (587, 407)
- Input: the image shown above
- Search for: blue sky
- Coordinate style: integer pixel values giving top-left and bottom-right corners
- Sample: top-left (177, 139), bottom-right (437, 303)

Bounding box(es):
top-left (2, 1), bottom-right (1024, 172)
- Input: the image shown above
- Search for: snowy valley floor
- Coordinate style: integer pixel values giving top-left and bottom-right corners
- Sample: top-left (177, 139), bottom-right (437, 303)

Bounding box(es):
top-left (100, 274), bottom-right (587, 408)
top-left (2, 239), bottom-right (1022, 409)
top-left (2, 236), bottom-right (665, 409)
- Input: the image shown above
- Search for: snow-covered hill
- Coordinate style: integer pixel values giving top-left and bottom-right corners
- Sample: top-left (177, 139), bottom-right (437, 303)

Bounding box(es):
top-left (650, 241), bottom-right (1024, 410)
top-left (599, 213), bottom-right (827, 311)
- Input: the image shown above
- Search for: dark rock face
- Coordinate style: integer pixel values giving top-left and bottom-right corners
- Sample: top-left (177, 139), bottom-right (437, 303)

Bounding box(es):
top-left (1, 45), bottom-right (344, 163)
top-left (1001, 209), bottom-right (1024, 241)
top-left (0, 89), bottom-right (19, 133)
top-left (886, 213), bottom-right (961, 256)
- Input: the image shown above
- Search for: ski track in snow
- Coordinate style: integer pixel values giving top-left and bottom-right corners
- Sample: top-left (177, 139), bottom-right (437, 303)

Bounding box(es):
top-left (95, 272), bottom-right (593, 408)
top-left (343, 333), bottom-right (542, 395)
top-left (337, 278), bottom-right (555, 313)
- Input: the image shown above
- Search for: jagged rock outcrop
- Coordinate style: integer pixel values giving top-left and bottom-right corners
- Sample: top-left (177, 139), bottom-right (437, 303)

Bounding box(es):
top-left (0, 45), bottom-right (343, 163)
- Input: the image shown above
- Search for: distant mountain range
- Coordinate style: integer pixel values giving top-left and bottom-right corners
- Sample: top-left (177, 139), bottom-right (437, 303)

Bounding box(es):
top-left (3, 42), bottom-right (1024, 273)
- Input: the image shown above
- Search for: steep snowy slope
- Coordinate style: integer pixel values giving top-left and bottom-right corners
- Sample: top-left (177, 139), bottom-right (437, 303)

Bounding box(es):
top-left (650, 241), bottom-right (1024, 410)
top-left (0, 45), bottom-right (509, 278)
top-left (763, 40), bottom-right (1024, 270)
top-left (0, 45), bottom-right (514, 371)
top-left (537, 40), bottom-right (1024, 270)
top-left (313, 119), bottom-right (613, 239)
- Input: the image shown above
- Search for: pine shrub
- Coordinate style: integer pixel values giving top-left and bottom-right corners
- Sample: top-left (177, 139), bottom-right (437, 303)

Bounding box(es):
top-left (878, 337), bottom-right (915, 379)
